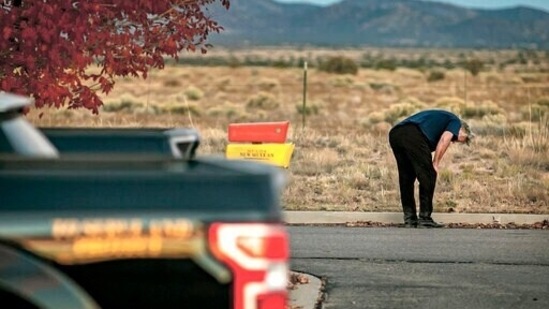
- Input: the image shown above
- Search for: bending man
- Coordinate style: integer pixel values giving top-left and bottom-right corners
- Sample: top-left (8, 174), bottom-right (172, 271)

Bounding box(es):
top-left (388, 109), bottom-right (474, 228)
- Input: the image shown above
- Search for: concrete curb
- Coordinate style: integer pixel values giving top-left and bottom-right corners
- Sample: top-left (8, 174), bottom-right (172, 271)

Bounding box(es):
top-left (288, 272), bottom-right (323, 309)
top-left (284, 211), bottom-right (549, 225)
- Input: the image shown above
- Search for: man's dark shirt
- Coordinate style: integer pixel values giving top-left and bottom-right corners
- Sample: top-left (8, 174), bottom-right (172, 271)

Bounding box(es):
top-left (393, 110), bottom-right (461, 151)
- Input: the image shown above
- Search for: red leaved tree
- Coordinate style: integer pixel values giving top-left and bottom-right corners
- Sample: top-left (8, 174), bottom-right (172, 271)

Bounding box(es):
top-left (0, 0), bottom-right (230, 113)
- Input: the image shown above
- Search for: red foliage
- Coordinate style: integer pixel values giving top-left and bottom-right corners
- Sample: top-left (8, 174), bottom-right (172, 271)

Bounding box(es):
top-left (0, 0), bottom-right (230, 113)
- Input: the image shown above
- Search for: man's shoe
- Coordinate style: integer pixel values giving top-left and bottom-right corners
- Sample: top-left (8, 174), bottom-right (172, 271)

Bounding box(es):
top-left (403, 213), bottom-right (418, 228)
top-left (404, 222), bottom-right (417, 228)
top-left (403, 219), bottom-right (418, 228)
top-left (418, 218), bottom-right (444, 228)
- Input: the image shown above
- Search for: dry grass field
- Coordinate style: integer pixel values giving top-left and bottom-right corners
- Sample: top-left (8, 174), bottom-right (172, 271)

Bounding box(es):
top-left (27, 48), bottom-right (549, 215)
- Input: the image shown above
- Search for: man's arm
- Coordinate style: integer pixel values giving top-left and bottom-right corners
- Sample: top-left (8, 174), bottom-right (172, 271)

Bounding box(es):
top-left (432, 131), bottom-right (454, 173)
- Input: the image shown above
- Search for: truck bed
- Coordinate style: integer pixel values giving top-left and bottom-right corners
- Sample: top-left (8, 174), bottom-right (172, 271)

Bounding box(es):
top-left (0, 155), bottom-right (283, 221)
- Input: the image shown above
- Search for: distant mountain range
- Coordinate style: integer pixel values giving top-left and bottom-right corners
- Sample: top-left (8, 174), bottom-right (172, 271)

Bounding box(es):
top-left (207, 0), bottom-right (549, 48)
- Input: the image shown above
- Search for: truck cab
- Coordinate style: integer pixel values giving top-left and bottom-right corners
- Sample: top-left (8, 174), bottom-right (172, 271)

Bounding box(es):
top-left (0, 92), bottom-right (290, 309)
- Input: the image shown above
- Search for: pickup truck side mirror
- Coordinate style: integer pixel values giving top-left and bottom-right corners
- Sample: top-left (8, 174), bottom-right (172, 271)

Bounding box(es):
top-left (0, 92), bottom-right (59, 158)
top-left (164, 128), bottom-right (200, 159)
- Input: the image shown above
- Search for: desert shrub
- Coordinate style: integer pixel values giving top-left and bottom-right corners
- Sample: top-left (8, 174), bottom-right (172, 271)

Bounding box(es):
top-left (396, 68), bottom-right (425, 79)
top-left (537, 97), bottom-right (549, 107)
top-left (102, 94), bottom-right (143, 112)
top-left (520, 74), bottom-right (543, 83)
top-left (318, 56), bottom-right (358, 75)
top-left (271, 56), bottom-right (295, 68)
top-left (369, 82), bottom-right (395, 92)
top-left (184, 86), bottom-right (204, 101)
top-left (383, 99), bottom-right (426, 124)
top-left (463, 58), bottom-right (484, 76)
top-left (483, 72), bottom-right (502, 84)
top-left (427, 70), bottom-right (445, 82)
top-left (228, 55), bottom-right (241, 68)
top-left (434, 97), bottom-right (465, 114)
top-left (520, 104), bottom-right (549, 122)
top-left (501, 76), bottom-right (524, 85)
top-left (531, 114), bottom-right (549, 153)
top-left (255, 78), bottom-right (280, 91)
top-left (166, 103), bottom-right (201, 116)
top-left (504, 115), bottom-right (548, 163)
top-left (368, 122), bottom-right (392, 135)
top-left (482, 113), bottom-right (507, 123)
top-left (330, 76), bottom-right (354, 87)
top-left (163, 79), bottom-right (182, 87)
top-left (369, 82), bottom-right (385, 91)
top-left (507, 123), bottom-right (528, 138)
top-left (374, 59), bottom-right (397, 71)
top-left (461, 101), bottom-right (503, 119)
top-left (207, 102), bottom-right (247, 120)
top-left (363, 164), bottom-right (386, 180)
top-left (296, 103), bottom-right (320, 116)
top-left (363, 111), bottom-right (385, 125)
top-left (473, 114), bottom-right (508, 136)
top-left (361, 114), bottom-right (393, 135)
top-left (216, 77), bottom-right (232, 91)
top-left (505, 137), bottom-right (549, 170)
top-left (246, 92), bottom-right (279, 110)
top-left (438, 169), bottom-right (454, 185)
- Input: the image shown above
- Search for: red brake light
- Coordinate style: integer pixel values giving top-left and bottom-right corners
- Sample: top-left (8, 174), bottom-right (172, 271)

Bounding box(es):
top-left (257, 292), bottom-right (287, 309)
top-left (209, 223), bottom-right (289, 309)
top-left (236, 233), bottom-right (288, 259)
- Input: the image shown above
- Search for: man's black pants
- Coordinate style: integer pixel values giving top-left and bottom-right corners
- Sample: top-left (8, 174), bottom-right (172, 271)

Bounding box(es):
top-left (388, 124), bottom-right (437, 223)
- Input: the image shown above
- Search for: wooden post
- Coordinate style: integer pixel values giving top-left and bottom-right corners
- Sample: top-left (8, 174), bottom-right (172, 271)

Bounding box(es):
top-left (302, 61), bottom-right (308, 130)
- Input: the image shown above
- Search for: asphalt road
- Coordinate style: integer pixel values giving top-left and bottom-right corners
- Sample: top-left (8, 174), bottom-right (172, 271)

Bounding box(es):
top-left (289, 226), bottom-right (549, 309)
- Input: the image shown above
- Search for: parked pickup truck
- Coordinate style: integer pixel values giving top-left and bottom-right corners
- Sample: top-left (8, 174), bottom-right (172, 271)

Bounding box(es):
top-left (0, 92), bottom-right (290, 309)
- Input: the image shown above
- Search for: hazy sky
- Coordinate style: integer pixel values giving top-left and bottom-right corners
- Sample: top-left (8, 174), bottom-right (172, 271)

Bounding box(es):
top-left (275, 0), bottom-right (549, 12)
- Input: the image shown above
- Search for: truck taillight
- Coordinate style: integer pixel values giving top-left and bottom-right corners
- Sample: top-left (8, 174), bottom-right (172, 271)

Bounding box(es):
top-left (209, 223), bottom-right (289, 309)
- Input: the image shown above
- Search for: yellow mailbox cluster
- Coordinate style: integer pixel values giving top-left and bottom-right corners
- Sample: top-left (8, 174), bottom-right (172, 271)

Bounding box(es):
top-left (225, 121), bottom-right (295, 168)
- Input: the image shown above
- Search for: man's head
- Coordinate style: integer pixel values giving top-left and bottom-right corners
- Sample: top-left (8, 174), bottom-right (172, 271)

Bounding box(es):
top-left (457, 120), bottom-right (474, 145)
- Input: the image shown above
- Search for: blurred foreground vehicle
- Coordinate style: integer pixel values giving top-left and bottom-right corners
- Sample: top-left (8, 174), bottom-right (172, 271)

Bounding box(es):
top-left (0, 92), bottom-right (290, 309)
